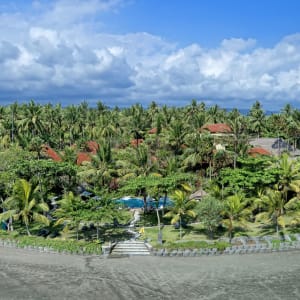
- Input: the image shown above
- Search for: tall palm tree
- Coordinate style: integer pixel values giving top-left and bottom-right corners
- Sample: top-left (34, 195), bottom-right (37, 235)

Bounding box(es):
top-left (183, 132), bottom-right (214, 175)
top-left (164, 185), bottom-right (197, 239)
top-left (222, 193), bottom-right (250, 241)
top-left (275, 153), bottom-right (300, 202)
top-left (167, 119), bottom-right (187, 155)
top-left (64, 105), bottom-right (79, 146)
top-left (248, 101), bottom-right (266, 138)
top-left (18, 100), bottom-right (45, 140)
top-left (254, 186), bottom-right (286, 235)
top-left (0, 179), bottom-right (49, 235)
top-left (54, 192), bottom-right (85, 240)
top-left (78, 140), bottom-right (115, 189)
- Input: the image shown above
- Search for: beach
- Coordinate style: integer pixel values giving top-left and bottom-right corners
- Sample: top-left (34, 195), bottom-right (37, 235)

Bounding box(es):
top-left (0, 247), bottom-right (299, 299)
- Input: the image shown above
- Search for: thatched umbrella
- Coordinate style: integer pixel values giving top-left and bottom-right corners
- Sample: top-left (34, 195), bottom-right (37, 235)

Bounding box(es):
top-left (189, 189), bottom-right (207, 200)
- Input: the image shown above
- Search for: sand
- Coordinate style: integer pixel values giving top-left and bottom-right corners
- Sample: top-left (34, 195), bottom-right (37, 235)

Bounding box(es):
top-left (0, 247), bottom-right (299, 300)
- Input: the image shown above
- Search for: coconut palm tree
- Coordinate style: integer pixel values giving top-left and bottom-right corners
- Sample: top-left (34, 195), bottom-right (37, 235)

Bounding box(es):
top-left (78, 140), bottom-right (115, 190)
top-left (0, 179), bottom-right (49, 235)
top-left (167, 119), bottom-right (187, 155)
top-left (54, 192), bottom-right (85, 240)
top-left (275, 153), bottom-right (300, 202)
top-left (248, 101), bottom-right (266, 138)
top-left (18, 100), bottom-right (45, 140)
top-left (222, 193), bottom-right (250, 241)
top-left (164, 185), bottom-right (197, 239)
top-left (254, 186), bottom-right (286, 235)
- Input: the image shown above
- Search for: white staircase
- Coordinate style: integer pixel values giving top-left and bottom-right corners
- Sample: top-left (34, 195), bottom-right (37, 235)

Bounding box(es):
top-left (110, 240), bottom-right (150, 257)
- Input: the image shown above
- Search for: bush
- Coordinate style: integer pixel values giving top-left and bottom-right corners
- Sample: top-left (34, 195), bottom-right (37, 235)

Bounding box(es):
top-left (0, 232), bottom-right (102, 255)
top-left (159, 240), bottom-right (230, 251)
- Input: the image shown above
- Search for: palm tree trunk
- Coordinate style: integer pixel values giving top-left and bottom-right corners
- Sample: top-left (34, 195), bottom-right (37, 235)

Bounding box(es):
top-left (76, 223), bottom-right (79, 240)
top-left (179, 216), bottom-right (182, 240)
top-left (96, 224), bottom-right (100, 240)
top-left (229, 218), bottom-right (233, 243)
top-left (162, 192), bottom-right (168, 216)
top-left (25, 223), bottom-right (31, 236)
top-left (8, 216), bottom-right (13, 232)
top-left (156, 208), bottom-right (162, 244)
top-left (276, 216), bottom-right (279, 237)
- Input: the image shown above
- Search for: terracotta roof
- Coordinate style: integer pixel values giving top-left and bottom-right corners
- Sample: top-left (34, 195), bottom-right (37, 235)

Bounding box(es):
top-left (201, 123), bottom-right (232, 134)
top-left (42, 145), bottom-right (62, 162)
top-left (86, 141), bottom-right (99, 154)
top-left (248, 147), bottom-right (271, 156)
top-left (130, 139), bottom-right (144, 147)
top-left (148, 128), bottom-right (157, 134)
top-left (77, 152), bottom-right (91, 165)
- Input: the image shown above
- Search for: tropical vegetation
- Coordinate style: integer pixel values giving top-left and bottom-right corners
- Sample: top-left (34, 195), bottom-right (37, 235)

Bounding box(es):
top-left (0, 100), bottom-right (300, 249)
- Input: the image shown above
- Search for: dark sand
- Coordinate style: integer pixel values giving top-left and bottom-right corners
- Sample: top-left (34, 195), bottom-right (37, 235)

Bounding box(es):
top-left (0, 247), bottom-right (299, 300)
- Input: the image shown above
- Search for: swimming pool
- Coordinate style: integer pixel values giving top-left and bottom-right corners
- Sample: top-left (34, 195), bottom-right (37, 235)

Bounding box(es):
top-left (115, 197), bottom-right (173, 209)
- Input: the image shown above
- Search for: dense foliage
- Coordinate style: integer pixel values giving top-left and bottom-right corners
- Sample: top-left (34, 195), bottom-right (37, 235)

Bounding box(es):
top-left (1, 100), bottom-right (300, 242)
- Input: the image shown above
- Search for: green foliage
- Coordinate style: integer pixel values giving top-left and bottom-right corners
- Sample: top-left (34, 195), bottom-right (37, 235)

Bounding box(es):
top-left (2, 101), bottom-right (300, 245)
top-left (158, 240), bottom-right (230, 251)
top-left (164, 187), bottom-right (197, 239)
top-left (120, 173), bottom-right (195, 195)
top-left (222, 193), bottom-right (251, 240)
top-left (0, 232), bottom-right (102, 254)
top-left (13, 159), bottom-right (78, 195)
top-left (218, 156), bottom-right (279, 196)
top-left (196, 196), bottom-right (223, 239)
top-left (0, 179), bottom-right (49, 235)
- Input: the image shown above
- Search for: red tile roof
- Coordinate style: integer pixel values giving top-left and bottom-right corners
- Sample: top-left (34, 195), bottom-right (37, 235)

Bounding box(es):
top-left (42, 145), bottom-right (62, 162)
top-left (86, 141), bottom-right (99, 154)
top-left (248, 147), bottom-right (271, 156)
top-left (77, 152), bottom-right (91, 165)
top-left (148, 128), bottom-right (157, 134)
top-left (130, 139), bottom-right (144, 147)
top-left (201, 123), bottom-right (232, 133)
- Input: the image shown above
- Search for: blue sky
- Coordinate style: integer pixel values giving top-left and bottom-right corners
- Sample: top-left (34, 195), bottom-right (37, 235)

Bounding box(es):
top-left (1, 0), bottom-right (300, 109)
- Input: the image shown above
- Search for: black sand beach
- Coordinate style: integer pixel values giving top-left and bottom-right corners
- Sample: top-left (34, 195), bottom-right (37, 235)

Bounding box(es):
top-left (0, 247), bottom-right (300, 299)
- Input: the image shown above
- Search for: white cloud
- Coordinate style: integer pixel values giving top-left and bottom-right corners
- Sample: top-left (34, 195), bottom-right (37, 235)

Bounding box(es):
top-left (0, 0), bottom-right (300, 109)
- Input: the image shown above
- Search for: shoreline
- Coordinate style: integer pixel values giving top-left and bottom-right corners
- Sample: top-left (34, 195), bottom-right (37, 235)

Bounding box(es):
top-left (1, 246), bottom-right (299, 299)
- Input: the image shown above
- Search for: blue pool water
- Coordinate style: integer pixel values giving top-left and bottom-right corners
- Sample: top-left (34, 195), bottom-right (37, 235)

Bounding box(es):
top-left (115, 197), bottom-right (173, 209)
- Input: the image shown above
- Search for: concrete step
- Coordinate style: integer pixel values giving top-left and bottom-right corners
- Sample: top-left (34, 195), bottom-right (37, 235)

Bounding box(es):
top-left (110, 240), bottom-right (150, 256)
top-left (114, 245), bottom-right (148, 249)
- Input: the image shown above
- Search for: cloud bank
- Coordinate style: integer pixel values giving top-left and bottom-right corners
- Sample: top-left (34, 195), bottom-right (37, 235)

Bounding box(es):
top-left (1, 0), bottom-right (300, 109)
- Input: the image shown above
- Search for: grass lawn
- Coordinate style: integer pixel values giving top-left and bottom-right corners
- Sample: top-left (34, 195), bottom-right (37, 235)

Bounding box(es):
top-left (139, 218), bottom-right (300, 248)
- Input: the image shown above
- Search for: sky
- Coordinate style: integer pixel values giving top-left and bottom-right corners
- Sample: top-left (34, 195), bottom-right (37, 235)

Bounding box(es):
top-left (1, 0), bottom-right (300, 109)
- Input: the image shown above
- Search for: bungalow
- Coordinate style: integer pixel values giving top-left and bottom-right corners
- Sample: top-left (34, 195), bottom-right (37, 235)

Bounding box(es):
top-left (249, 138), bottom-right (300, 157)
top-left (201, 123), bottom-right (232, 135)
top-left (248, 147), bottom-right (271, 157)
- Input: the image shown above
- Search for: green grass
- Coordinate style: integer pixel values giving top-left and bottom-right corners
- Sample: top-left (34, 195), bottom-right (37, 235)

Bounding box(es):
top-left (139, 219), bottom-right (300, 249)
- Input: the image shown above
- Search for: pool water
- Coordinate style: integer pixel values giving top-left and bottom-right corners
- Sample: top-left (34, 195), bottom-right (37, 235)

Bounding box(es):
top-left (115, 197), bottom-right (173, 209)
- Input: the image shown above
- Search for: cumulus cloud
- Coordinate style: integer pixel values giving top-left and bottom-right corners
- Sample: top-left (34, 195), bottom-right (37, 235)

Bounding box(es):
top-left (0, 0), bottom-right (300, 109)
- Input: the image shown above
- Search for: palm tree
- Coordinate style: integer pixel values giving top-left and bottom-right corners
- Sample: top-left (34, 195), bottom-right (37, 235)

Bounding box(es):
top-left (18, 100), bottom-right (45, 140)
top-left (0, 179), bottom-right (49, 235)
top-left (275, 153), bottom-right (300, 202)
top-left (167, 119), bottom-right (187, 155)
top-left (207, 104), bottom-right (225, 123)
top-left (54, 192), bottom-right (85, 240)
top-left (228, 113), bottom-right (247, 168)
top-left (183, 132), bottom-right (214, 175)
top-left (222, 193), bottom-right (250, 241)
top-left (164, 185), bottom-right (197, 239)
top-left (254, 186), bottom-right (286, 235)
top-left (64, 105), bottom-right (79, 146)
top-left (78, 140), bottom-right (115, 190)
top-left (248, 101), bottom-right (265, 138)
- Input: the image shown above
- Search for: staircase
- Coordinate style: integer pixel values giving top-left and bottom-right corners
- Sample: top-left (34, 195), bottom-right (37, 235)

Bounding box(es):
top-left (110, 240), bottom-right (150, 257)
